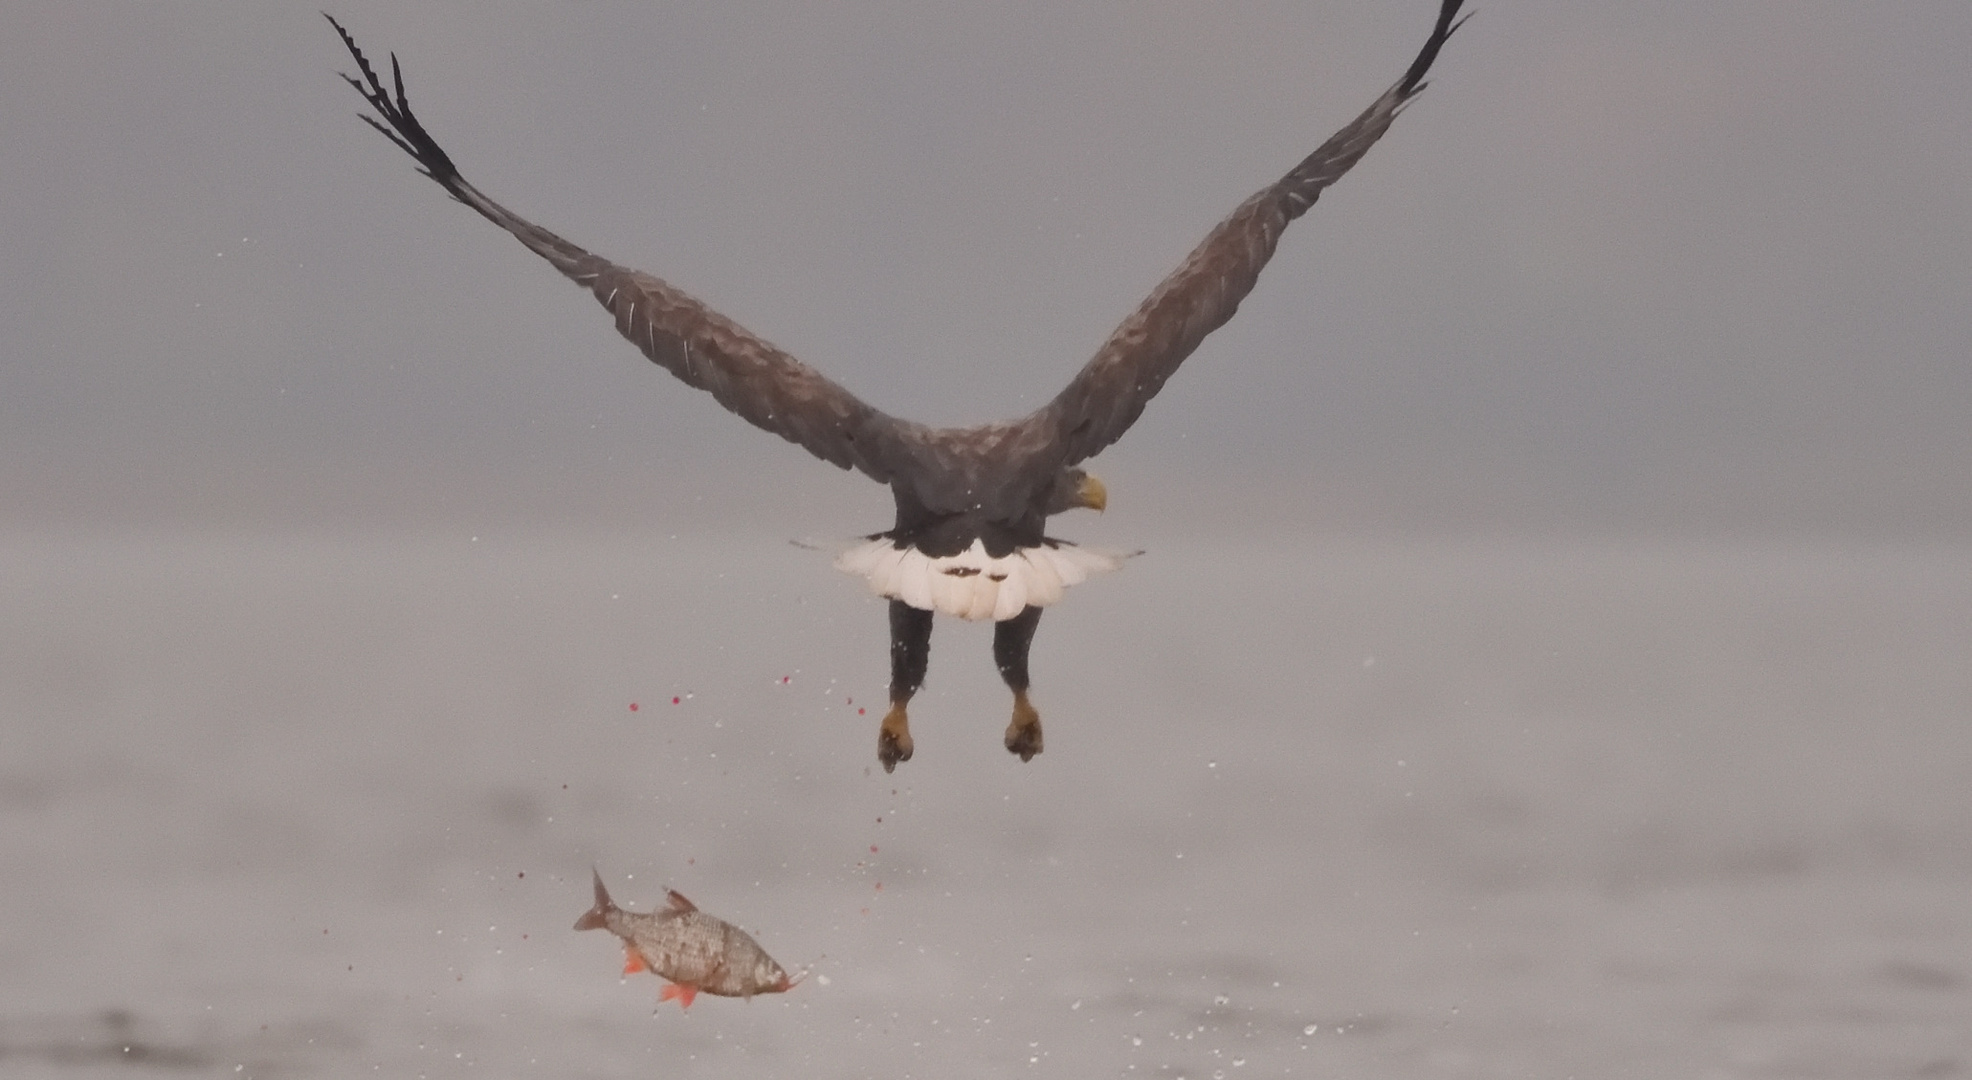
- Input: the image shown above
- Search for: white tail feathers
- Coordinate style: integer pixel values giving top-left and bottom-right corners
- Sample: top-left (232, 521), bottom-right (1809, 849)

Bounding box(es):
top-left (834, 538), bottom-right (1131, 622)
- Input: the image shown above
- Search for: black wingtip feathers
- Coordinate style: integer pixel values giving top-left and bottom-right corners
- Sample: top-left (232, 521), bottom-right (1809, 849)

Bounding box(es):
top-left (325, 13), bottom-right (461, 184)
top-left (1396, 0), bottom-right (1471, 99)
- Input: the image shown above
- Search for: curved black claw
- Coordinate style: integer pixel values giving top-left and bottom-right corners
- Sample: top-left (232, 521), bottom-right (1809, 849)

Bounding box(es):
top-left (1009, 721), bottom-right (1041, 764)
top-left (1004, 723), bottom-right (1043, 762)
top-left (1004, 693), bottom-right (1044, 762)
top-left (878, 731), bottom-right (913, 773)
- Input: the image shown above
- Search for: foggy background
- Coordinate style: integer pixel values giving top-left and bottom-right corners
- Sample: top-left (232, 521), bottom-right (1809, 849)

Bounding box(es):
top-left (3, 3), bottom-right (1970, 1077)
top-left (6, 1), bottom-right (1969, 534)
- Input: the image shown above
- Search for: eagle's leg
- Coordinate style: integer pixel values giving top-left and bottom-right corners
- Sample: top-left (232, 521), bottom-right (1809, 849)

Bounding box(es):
top-left (881, 600), bottom-right (934, 772)
top-left (994, 605), bottom-right (1045, 762)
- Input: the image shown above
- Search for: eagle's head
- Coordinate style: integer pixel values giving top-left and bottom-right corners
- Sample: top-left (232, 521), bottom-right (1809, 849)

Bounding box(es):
top-left (1043, 468), bottom-right (1107, 516)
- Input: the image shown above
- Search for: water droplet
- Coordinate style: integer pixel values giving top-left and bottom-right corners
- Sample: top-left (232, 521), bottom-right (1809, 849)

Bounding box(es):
top-left (1303, 1024), bottom-right (1317, 1036)
top-left (1214, 994), bottom-right (1230, 1006)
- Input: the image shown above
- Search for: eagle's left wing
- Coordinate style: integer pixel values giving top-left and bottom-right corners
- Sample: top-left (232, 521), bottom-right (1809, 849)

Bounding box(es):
top-left (328, 16), bottom-right (921, 485)
top-left (1004, 0), bottom-right (1467, 476)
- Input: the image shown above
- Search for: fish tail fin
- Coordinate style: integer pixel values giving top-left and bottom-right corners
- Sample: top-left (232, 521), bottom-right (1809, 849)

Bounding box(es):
top-left (784, 952), bottom-right (826, 992)
top-left (573, 866), bottom-right (615, 931)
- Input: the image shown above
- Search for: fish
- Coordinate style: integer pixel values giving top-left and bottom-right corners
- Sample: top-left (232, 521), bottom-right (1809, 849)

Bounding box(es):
top-left (573, 868), bottom-right (796, 1009)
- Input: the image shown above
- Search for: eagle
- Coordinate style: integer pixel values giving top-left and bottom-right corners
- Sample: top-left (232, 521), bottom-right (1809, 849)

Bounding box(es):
top-left (329, 1), bottom-right (1465, 771)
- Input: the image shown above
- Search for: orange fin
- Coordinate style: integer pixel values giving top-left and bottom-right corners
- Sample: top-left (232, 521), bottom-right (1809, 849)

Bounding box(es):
top-left (659, 981), bottom-right (698, 1009)
top-left (621, 947), bottom-right (647, 976)
top-left (665, 890), bottom-right (698, 913)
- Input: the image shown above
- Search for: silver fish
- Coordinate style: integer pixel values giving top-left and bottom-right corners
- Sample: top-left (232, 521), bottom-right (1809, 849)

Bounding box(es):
top-left (574, 868), bottom-right (795, 1008)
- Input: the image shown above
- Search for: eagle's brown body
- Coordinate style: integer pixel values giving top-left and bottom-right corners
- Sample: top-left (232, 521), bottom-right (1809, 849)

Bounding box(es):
top-left (574, 869), bottom-right (793, 1008)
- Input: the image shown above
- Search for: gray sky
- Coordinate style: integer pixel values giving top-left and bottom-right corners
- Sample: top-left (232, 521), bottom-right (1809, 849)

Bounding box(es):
top-left (5, 1), bottom-right (1970, 534)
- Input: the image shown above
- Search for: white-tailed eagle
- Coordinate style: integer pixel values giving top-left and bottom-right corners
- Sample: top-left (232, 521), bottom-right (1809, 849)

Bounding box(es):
top-left (329, 1), bottom-right (1465, 771)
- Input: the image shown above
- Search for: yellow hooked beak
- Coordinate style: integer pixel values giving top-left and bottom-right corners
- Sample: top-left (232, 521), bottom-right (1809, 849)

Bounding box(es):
top-left (1079, 473), bottom-right (1108, 514)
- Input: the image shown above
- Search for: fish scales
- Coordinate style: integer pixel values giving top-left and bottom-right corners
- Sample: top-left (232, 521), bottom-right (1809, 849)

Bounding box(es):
top-left (575, 868), bottom-right (794, 1008)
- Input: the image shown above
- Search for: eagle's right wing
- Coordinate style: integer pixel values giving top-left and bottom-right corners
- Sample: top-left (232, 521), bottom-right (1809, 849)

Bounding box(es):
top-left (329, 16), bottom-right (917, 485)
top-left (1004, 0), bottom-right (1467, 476)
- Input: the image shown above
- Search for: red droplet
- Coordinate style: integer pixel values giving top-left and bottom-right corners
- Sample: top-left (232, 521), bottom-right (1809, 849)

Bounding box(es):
top-left (629, 702), bottom-right (639, 712)
top-left (858, 708), bottom-right (866, 716)
top-left (781, 676), bottom-right (791, 684)
top-left (870, 845), bottom-right (879, 853)
top-left (672, 696), bottom-right (681, 705)
top-left (874, 882), bottom-right (883, 891)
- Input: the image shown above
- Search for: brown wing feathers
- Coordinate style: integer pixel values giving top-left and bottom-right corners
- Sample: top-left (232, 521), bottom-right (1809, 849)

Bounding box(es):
top-left (329, 14), bottom-right (907, 484)
top-left (1277, 0), bottom-right (1469, 220)
top-left (332, 4), bottom-right (1462, 491)
top-left (1011, 0), bottom-right (1466, 472)
top-left (587, 264), bottom-right (906, 480)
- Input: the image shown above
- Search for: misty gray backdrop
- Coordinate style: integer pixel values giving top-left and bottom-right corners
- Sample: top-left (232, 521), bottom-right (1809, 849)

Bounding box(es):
top-left (7, 1), bottom-right (1970, 534)
top-left (4, 4), bottom-right (1971, 1078)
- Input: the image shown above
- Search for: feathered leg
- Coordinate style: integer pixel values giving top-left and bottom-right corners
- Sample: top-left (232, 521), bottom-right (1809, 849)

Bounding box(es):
top-left (994, 605), bottom-right (1044, 762)
top-left (881, 600), bottom-right (933, 772)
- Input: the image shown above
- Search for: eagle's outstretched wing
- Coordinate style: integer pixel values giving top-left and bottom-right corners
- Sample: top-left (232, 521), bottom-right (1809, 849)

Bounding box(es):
top-left (328, 15), bottom-right (918, 485)
top-left (1004, 0), bottom-right (1467, 475)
